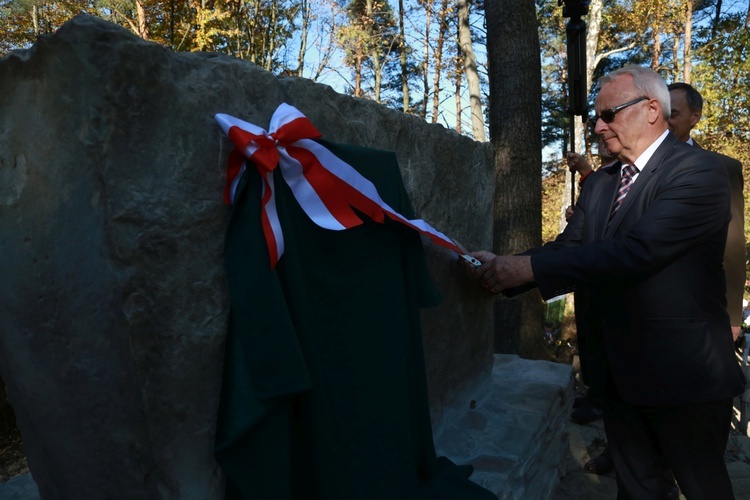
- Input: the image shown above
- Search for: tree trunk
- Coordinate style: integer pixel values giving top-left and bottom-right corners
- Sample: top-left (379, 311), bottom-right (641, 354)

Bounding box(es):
top-left (297, 0), bottom-right (309, 77)
top-left (421, 0), bottom-right (433, 120)
top-left (372, 49), bottom-right (382, 102)
top-left (169, 0), bottom-right (175, 48)
top-left (683, 0), bottom-right (692, 83)
top-left (457, 0), bottom-right (486, 142)
top-left (265, 0), bottom-right (279, 71)
top-left (355, 56), bottom-right (363, 97)
top-left (32, 4), bottom-right (39, 35)
top-left (249, 0), bottom-right (260, 63)
top-left (367, 0), bottom-right (382, 103)
top-left (651, 25), bottom-right (661, 71)
top-left (136, 0), bottom-right (149, 40)
top-left (431, 0), bottom-right (450, 123)
top-left (455, 44), bottom-right (463, 135)
top-left (585, 0), bottom-right (602, 83)
top-left (713, 0), bottom-right (723, 36)
top-left (399, 0), bottom-right (409, 112)
top-left (485, 0), bottom-right (544, 358)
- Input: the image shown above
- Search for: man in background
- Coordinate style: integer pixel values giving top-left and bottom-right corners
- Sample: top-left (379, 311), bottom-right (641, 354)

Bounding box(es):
top-left (667, 82), bottom-right (745, 342)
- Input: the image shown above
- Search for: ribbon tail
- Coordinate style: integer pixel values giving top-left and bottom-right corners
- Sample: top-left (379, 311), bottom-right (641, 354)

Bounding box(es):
top-left (383, 211), bottom-right (464, 254)
top-left (225, 150), bottom-right (247, 205)
top-left (334, 177), bottom-right (463, 255)
top-left (260, 172), bottom-right (284, 268)
top-left (286, 141), bottom-right (463, 256)
top-left (281, 147), bottom-right (364, 229)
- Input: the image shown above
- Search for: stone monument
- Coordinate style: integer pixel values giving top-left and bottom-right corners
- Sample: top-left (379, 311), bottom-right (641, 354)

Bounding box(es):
top-left (0, 14), bottom-right (496, 498)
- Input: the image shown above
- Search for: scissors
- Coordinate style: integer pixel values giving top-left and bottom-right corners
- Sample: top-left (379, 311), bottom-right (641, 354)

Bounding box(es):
top-left (450, 238), bottom-right (482, 267)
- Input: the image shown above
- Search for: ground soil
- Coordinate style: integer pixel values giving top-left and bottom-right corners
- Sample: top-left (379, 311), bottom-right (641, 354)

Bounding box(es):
top-left (0, 380), bottom-right (28, 482)
top-left (0, 425), bottom-right (28, 482)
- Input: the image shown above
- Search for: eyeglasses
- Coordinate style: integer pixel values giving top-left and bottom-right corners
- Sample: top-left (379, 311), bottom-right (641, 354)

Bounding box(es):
top-left (594, 96), bottom-right (650, 124)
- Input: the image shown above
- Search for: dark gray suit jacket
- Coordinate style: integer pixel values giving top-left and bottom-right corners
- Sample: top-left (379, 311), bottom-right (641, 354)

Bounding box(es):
top-left (694, 142), bottom-right (745, 326)
top-left (532, 132), bottom-right (745, 407)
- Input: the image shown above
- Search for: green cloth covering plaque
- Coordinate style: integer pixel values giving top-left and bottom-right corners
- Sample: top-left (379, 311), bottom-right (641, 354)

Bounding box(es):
top-left (216, 140), bottom-right (495, 499)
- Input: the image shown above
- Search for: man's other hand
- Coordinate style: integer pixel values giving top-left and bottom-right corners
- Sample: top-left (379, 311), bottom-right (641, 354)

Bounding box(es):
top-left (469, 252), bottom-right (534, 294)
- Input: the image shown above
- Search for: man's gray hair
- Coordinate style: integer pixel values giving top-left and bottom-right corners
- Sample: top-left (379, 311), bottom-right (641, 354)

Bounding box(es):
top-left (600, 65), bottom-right (671, 120)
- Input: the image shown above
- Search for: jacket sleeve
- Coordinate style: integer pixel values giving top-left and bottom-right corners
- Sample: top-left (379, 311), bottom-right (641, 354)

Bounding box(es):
top-left (531, 151), bottom-right (731, 300)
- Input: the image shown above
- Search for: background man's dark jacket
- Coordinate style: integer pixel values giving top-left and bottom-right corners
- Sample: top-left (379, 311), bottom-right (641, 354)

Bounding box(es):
top-left (694, 143), bottom-right (745, 327)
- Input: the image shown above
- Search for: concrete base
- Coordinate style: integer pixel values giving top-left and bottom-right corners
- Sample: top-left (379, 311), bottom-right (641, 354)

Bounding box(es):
top-left (1, 354), bottom-right (576, 500)
top-left (0, 473), bottom-right (40, 500)
top-left (9, 354), bottom-right (750, 499)
top-left (434, 354), bottom-right (576, 499)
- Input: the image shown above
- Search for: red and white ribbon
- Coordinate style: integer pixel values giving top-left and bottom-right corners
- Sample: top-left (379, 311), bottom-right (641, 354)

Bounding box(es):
top-left (216, 103), bottom-right (464, 268)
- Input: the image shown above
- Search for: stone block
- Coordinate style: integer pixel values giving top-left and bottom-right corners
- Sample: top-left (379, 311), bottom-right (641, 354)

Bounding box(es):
top-left (0, 15), bottom-right (494, 498)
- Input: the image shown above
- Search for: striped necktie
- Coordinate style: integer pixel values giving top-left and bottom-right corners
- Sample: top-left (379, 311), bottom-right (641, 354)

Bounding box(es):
top-left (609, 164), bottom-right (638, 222)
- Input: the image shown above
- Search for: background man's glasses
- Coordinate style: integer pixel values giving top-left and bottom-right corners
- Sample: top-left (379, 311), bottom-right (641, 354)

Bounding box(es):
top-left (594, 96), bottom-right (649, 124)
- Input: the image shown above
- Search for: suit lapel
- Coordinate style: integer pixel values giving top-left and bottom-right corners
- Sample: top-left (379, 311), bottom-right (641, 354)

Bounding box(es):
top-left (594, 162), bottom-right (621, 239)
top-left (603, 133), bottom-right (680, 236)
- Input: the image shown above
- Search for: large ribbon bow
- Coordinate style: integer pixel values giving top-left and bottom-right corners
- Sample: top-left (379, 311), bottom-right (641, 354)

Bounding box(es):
top-left (216, 103), bottom-right (465, 268)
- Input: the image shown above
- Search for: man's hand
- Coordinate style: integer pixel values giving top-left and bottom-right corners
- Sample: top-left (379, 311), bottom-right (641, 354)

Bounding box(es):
top-left (566, 151), bottom-right (593, 176)
top-left (565, 205), bottom-right (575, 220)
top-left (469, 251), bottom-right (534, 294)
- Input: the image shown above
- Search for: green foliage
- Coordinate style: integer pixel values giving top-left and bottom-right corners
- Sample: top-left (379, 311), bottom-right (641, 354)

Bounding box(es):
top-left (1, 0), bottom-right (301, 71)
top-left (337, 0), bottom-right (402, 99)
top-left (690, 15), bottom-right (750, 237)
top-left (537, 0), bottom-right (567, 157)
top-left (190, 3), bottom-right (233, 52)
top-left (0, 0), bottom-right (95, 54)
top-left (692, 16), bottom-right (750, 144)
top-left (539, 0), bottom-right (750, 251)
top-left (1, 0), bottom-right (748, 188)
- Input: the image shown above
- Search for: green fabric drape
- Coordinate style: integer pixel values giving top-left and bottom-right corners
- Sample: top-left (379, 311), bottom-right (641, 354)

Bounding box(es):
top-left (216, 140), bottom-right (495, 499)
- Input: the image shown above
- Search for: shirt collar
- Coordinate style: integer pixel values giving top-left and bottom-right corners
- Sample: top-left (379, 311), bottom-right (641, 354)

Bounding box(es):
top-left (632, 129), bottom-right (670, 172)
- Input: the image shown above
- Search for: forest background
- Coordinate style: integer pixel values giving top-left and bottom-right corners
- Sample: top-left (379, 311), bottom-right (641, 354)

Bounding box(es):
top-left (3, 0), bottom-right (748, 236)
top-left (2, 0), bottom-right (750, 355)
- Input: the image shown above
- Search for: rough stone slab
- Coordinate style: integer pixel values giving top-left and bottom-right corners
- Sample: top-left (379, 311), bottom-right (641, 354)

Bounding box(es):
top-left (434, 354), bottom-right (576, 499)
top-left (0, 15), bottom-right (494, 499)
top-left (552, 471), bottom-right (618, 500)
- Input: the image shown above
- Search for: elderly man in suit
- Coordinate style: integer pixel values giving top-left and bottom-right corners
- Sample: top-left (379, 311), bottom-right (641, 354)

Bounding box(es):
top-left (470, 66), bottom-right (745, 499)
top-left (667, 81), bottom-right (746, 341)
